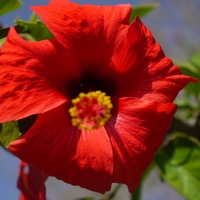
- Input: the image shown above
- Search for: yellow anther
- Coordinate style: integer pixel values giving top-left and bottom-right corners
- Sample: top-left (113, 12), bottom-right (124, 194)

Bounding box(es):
top-left (69, 90), bottom-right (113, 130)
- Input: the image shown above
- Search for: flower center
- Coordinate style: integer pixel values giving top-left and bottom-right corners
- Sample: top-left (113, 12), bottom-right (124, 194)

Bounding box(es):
top-left (69, 91), bottom-right (113, 130)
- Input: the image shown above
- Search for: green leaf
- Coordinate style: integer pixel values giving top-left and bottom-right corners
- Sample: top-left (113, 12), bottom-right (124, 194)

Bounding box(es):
top-left (0, 37), bottom-right (6, 47)
top-left (0, 0), bottom-right (22, 16)
top-left (0, 25), bottom-right (30, 39)
top-left (0, 121), bottom-right (21, 148)
top-left (30, 12), bottom-right (39, 23)
top-left (130, 3), bottom-right (159, 22)
top-left (189, 50), bottom-right (200, 71)
top-left (175, 99), bottom-right (198, 118)
top-left (175, 56), bottom-right (200, 100)
top-left (155, 135), bottom-right (200, 200)
top-left (15, 19), bottom-right (54, 41)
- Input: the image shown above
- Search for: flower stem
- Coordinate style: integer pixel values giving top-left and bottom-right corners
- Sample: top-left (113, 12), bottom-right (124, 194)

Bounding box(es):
top-left (131, 183), bottom-right (141, 200)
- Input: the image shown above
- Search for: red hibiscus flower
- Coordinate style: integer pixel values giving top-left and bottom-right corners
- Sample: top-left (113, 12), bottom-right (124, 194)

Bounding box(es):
top-left (0, 0), bottom-right (196, 193)
top-left (18, 161), bottom-right (48, 200)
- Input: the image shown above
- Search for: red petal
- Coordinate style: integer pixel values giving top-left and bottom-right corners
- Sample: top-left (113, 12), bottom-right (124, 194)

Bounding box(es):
top-left (112, 17), bottom-right (197, 102)
top-left (0, 27), bottom-right (80, 122)
top-left (18, 161), bottom-right (48, 200)
top-left (31, 0), bottom-right (132, 77)
top-left (105, 97), bottom-right (176, 192)
top-left (9, 103), bottom-right (113, 193)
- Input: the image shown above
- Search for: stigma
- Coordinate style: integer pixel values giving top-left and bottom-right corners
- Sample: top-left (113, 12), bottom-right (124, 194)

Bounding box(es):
top-left (69, 91), bottom-right (113, 130)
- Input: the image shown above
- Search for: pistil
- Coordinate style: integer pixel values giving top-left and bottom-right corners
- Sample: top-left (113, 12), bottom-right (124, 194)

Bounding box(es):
top-left (69, 91), bottom-right (113, 130)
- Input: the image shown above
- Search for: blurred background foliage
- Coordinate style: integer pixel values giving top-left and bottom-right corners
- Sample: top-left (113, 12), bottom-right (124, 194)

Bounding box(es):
top-left (0, 0), bottom-right (200, 200)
